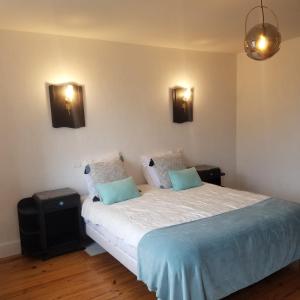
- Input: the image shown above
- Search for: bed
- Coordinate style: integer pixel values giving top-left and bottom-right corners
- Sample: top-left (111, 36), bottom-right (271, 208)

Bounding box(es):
top-left (82, 183), bottom-right (300, 300)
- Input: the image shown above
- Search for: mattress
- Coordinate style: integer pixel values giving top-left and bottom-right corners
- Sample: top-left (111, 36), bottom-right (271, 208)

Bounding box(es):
top-left (85, 221), bottom-right (137, 260)
top-left (82, 183), bottom-right (269, 252)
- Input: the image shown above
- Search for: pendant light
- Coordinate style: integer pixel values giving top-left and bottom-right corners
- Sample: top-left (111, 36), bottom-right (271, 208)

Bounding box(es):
top-left (244, 0), bottom-right (281, 61)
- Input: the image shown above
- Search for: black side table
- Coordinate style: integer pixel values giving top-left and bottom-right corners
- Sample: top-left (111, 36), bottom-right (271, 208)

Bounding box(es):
top-left (18, 188), bottom-right (84, 259)
top-left (195, 165), bottom-right (225, 186)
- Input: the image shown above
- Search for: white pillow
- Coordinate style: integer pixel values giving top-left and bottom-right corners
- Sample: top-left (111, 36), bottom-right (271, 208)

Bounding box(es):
top-left (141, 150), bottom-right (186, 188)
top-left (84, 172), bottom-right (98, 197)
top-left (84, 152), bottom-right (127, 198)
top-left (141, 161), bottom-right (161, 188)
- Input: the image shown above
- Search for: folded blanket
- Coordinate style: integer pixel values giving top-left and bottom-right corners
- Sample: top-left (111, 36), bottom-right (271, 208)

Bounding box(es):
top-left (138, 198), bottom-right (300, 300)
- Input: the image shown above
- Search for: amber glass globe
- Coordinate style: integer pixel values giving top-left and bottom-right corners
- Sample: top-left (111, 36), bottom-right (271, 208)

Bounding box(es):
top-left (244, 22), bottom-right (281, 61)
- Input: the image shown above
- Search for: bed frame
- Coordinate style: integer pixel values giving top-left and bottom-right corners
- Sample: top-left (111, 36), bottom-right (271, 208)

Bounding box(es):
top-left (85, 217), bottom-right (300, 299)
top-left (85, 222), bottom-right (138, 276)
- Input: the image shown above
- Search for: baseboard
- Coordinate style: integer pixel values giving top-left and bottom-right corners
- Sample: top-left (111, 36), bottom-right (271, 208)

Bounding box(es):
top-left (0, 240), bottom-right (21, 258)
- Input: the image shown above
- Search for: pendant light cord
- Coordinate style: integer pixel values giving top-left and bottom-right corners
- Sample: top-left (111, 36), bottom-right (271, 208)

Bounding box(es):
top-left (261, 0), bottom-right (265, 27)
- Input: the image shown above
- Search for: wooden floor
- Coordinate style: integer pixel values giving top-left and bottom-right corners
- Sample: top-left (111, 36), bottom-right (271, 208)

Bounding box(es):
top-left (0, 251), bottom-right (299, 300)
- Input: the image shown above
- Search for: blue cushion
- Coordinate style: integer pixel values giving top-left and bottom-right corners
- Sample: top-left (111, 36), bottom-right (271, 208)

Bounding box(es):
top-left (168, 167), bottom-right (203, 191)
top-left (96, 177), bottom-right (141, 205)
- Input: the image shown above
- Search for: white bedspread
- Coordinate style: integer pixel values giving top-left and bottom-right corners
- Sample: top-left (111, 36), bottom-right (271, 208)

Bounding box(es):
top-left (82, 183), bottom-right (269, 249)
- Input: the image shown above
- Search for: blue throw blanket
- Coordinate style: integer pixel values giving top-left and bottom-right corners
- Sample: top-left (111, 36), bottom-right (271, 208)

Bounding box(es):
top-left (137, 198), bottom-right (300, 300)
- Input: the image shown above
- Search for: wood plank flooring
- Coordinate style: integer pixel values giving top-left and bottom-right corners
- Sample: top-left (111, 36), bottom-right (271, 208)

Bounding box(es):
top-left (0, 251), bottom-right (299, 300)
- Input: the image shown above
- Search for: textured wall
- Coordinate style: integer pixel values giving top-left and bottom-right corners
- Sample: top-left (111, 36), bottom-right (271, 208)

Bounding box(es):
top-left (0, 30), bottom-right (237, 257)
top-left (237, 38), bottom-right (300, 204)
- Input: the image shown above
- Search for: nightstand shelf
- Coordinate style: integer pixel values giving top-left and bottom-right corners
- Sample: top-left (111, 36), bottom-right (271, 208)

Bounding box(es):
top-left (195, 165), bottom-right (225, 186)
top-left (18, 188), bottom-right (84, 260)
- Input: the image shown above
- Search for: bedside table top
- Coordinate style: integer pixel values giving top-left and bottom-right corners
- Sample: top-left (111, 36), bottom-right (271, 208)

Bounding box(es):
top-left (195, 165), bottom-right (225, 177)
top-left (34, 188), bottom-right (78, 201)
top-left (194, 165), bottom-right (219, 171)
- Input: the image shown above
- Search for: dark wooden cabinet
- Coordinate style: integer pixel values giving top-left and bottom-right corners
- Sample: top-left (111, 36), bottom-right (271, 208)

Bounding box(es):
top-left (195, 165), bottom-right (225, 186)
top-left (18, 188), bottom-right (83, 259)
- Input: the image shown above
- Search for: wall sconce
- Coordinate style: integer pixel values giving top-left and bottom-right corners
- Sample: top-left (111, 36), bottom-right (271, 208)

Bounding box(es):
top-left (48, 82), bottom-right (85, 129)
top-left (171, 87), bottom-right (193, 123)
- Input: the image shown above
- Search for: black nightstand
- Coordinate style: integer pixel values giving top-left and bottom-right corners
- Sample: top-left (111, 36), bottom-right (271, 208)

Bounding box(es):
top-left (195, 165), bottom-right (225, 186)
top-left (18, 188), bottom-right (84, 260)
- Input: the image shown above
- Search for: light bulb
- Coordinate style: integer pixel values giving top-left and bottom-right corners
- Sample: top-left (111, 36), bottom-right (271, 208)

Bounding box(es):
top-left (257, 34), bottom-right (268, 51)
top-left (182, 88), bottom-right (192, 102)
top-left (65, 84), bottom-right (75, 103)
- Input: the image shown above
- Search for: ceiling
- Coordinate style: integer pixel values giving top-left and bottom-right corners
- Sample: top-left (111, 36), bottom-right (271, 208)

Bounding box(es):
top-left (1, 0), bottom-right (300, 53)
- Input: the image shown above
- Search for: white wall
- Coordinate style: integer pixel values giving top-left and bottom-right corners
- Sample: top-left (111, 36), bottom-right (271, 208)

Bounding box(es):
top-left (0, 30), bottom-right (237, 257)
top-left (237, 37), bottom-right (300, 203)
